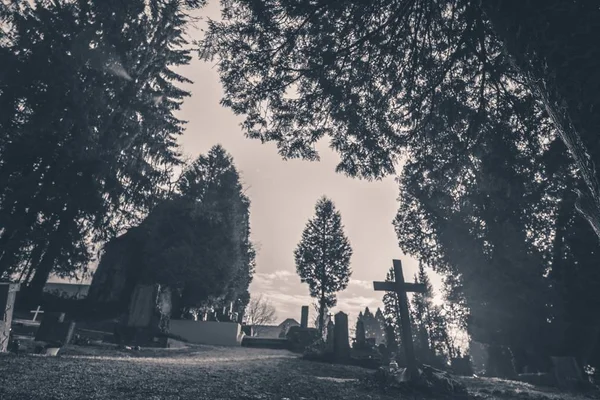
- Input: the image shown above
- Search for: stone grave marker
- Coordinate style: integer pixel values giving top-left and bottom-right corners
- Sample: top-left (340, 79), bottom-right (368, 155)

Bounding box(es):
top-left (0, 283), bottom-right (20, 352)
top-left (119, 284), bottom-right (171, 347)
top-left (355, 319), bottom-right (366, 349)
top-left (30, 305), bottom-right (44, 322)
top-left (326, 320), bottom-right (335, 353)
top-left (333, 311), bottom-right (350, 360)
top-left (35, 312), bottom-right (76, 346)
top-left (300, 305), bottom-right (309, 328)
top-left (373, 259), bottom-right (426, 379)
top-left (551, 356), bottom-right (587, 391)
top-left (127, 284), bottom-right (157, 328)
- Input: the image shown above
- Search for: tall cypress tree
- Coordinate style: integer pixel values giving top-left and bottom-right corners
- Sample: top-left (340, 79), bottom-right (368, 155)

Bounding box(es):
top-left (295, 196), bottom-right (352, 334)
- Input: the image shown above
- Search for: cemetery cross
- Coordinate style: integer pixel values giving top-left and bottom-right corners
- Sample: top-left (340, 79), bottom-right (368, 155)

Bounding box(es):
top-left (373, 259), bottom-right (426, 379)
top-left (30, 306), bottom-right (44, 322)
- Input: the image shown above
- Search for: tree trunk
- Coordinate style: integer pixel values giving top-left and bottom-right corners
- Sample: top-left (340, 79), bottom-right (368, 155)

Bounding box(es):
top-left (480, 0), bottom-right (600, 242)
top-left (318, 289), bottom-right (326, 335)
top-left (27, 209), bottom-right (74, 301)
top-left (0, 227), bottom-right (25, 279)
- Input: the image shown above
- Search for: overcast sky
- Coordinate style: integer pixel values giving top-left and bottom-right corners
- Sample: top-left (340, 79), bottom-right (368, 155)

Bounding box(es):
top-left (171, 2), bottom-right (443, 324)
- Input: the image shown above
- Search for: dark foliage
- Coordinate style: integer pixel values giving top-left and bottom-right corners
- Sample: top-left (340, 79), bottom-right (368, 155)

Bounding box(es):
top-left (201, 0), bottom-right (600, 372)
top-left (0, 0), bottom-right (205, 300)
top-left (88, 145), bottom-right (255, 318)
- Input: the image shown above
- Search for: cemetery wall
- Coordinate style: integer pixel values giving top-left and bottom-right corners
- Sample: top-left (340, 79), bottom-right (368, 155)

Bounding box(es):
top-left (170, 320), bottom-right (243, 346)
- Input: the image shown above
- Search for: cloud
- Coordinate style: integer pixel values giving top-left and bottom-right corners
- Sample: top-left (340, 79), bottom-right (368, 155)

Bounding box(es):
top-left (348, 279), bottom-right (373, 290)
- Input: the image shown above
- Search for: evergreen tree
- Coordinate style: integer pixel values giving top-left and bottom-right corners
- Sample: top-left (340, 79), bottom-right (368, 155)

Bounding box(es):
top-left (200, 0), bottom-right (600, 369)
top-left (373, 308), bottom-right (386, 345)
top-left (294, 197), bottom-right (352, 335)
top-left (382, 267), bottom-right (401, 353)
top-left (201, 0), bottom-right (600, 242)
top-left (89, 145), bottom-right (255, 317)
top-left (0, 0), bottom-right (204, 300)
top-left (357, 306), bottom-right (385, 345)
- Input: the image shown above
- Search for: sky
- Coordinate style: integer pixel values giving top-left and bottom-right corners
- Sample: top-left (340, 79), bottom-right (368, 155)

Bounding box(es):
top-left (170, 1), bottom-right (443, 325)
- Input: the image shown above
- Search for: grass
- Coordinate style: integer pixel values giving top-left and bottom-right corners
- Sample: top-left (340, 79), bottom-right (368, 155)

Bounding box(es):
top-left (0, 345), bottom-right (402, 400)
top-left (0, 344), bottom-right (596, 400)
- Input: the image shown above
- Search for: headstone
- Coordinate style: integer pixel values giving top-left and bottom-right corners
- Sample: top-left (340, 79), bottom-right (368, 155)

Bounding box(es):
top-left (120, 284), bottom-right (171, 347)
top-left (333, 311), bottom-right (350, 360)
top-left (127, 285), bottom-right (157, 327)
top-left (35, 312), bottom-right (76, 345)
top-left (326, 320), bottom-right (335, 353)
top-left (373, 259), bottom-right (426, 379)
top-left (301, 305), bottom-right (309, 328)
top-left (551, 356), bottom-right (586, 391)
top-left (0, 283), bottom-right (20, 352)
top-left (355, 319), bottom-right (366, 349)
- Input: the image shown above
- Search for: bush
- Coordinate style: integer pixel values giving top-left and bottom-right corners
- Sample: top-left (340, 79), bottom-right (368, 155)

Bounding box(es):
top-left (286, 326), bottom-right (320, 353)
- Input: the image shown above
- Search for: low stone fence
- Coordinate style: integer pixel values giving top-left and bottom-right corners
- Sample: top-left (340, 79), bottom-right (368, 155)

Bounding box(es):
top-left (169, 320), bottom-right (243, 346)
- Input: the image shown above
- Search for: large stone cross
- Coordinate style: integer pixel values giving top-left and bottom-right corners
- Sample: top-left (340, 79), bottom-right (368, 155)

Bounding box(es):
top-left (373, 259), bottom-right (426, 379)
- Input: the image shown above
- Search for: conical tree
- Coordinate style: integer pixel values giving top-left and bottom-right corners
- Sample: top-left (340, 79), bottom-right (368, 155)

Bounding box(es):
top-left (295, 196), bottom-right (352, 334)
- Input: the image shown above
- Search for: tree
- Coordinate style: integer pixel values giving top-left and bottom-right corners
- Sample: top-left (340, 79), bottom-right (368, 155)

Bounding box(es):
top-left (356, 306), bottom-right (385, 344)
top-left (201, 0), bottom-right (600, 242)
top-left (200, 2), bottom-right (600, 368)
top-left (294, 197), bottom-right (352, 335)
top-left (410, 263), bottom-right (457, 364)
top-left (88, 145), bottom-right (255, 318)
top-left (311, 301), bottom-right (329, 331)
top-left (244, 294), bottom-right (277, 326)
top-left (0, 0), bottom-right (205, 301)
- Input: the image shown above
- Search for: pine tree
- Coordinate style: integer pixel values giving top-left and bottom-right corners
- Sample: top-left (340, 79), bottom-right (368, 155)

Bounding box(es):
top-left (382, 266), bottom-right (402, 352)
top-left (295, 197), bottom-right (352, 335)
top-left (0, 1), bottom-right (202, 299)
top-left (89, 145), bottom-right (255, 316)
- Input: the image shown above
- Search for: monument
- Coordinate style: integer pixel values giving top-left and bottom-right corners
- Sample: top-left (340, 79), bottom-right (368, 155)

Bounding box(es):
top-left (300, 305), bottom-right (309, 328)
top-left (373, 259), bottom-right (426, 379)
top-left (333, 311), bottom-right (350, 360)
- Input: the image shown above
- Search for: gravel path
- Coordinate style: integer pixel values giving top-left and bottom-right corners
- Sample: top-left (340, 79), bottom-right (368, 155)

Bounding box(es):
top-left (0, 345), bottom-right (401, 400)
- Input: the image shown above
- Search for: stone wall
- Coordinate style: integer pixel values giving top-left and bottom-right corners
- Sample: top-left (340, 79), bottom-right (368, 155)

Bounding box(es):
top-left (170, 320), bottom-right (243, 346)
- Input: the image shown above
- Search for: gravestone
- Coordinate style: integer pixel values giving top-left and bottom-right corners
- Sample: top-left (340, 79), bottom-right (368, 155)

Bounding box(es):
top-left (301, 305), bottom-right (309, 328)
top-left (333, 311), bottom-right (350, 360)
top-left (0, 283), bottom-right (20, 352)
top-left (127, 285), bottom-right (157, 327)
top-left (119, 284), bottom-right (172, 347)
top-left (35, 312), bottom-right (76, 346)
top-left (355, 319), bottom-right (366, 349)
top-left (326, 320), bottom-right (335, 353)
top-left (551, 356), bottom-right (587, 391)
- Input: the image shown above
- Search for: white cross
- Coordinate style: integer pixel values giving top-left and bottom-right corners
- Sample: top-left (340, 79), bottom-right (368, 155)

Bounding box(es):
top-left (30, 306), bottom-right (44, 322)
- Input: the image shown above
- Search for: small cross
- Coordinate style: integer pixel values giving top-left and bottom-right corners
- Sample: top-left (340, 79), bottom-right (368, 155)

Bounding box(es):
top-left (30, 305), bottom-right (44, 322)
top-left (373, 259), bottom-right (426, 380)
